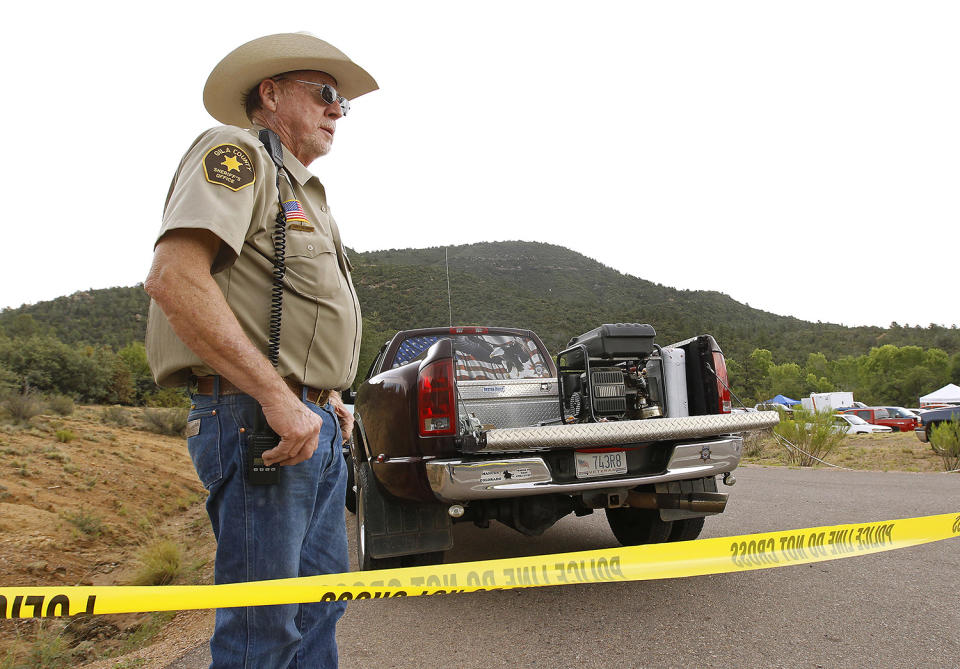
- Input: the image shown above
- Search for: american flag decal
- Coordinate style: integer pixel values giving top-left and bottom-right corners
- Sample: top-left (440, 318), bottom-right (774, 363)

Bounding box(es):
top-left (392, 336), bottom-right (442, 368)
top-left (282, 199), bottom-right (310, 223)
top-left (455, 339), bottom-right (549, 381)
top-left (390, 335), bottom-right (551, 381)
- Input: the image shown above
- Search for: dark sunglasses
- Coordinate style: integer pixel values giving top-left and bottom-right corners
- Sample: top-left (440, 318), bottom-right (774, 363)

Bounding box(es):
top-left (276, 78), bottom-right (350, 116)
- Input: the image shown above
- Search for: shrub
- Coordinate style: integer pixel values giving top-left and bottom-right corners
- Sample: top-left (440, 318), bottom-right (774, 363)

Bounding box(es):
top-left (43, 447), bottom-right (69, 462)
top-left (45, 394), bottom-right (75, 416)
top-left (132, 539), bottom-right (183, 586)
top-left (144, 387), bottom-right (191, 408)
top-left (1, 388), bottom-right (46, 424)
top-left (773, 407), bottom-right (846, 467)
top-left (0, 362), bottom-right (17, 393)
top-left (101, 405), bottom-right (131, 427)
top-left (62, 508), bottom-right (103, 538)
top-left (54, 429), bottom-right (76, 443)
top-left (929, 418), bottom-right (960, 472)
top-left (742, 429), bottom-right (769, 458)
top-left (23, 623), bottom-right (74, 669)
top-left (141, 407), bottom-right (189, 437)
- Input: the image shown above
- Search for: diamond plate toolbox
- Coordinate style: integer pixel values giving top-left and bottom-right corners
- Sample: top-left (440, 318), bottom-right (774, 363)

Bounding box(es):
top-left (457, 378), bottom-right (562, 430)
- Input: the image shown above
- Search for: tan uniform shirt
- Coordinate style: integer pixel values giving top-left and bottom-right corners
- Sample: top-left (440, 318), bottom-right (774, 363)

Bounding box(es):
top-left (146, 125), bottom-right (362, 390)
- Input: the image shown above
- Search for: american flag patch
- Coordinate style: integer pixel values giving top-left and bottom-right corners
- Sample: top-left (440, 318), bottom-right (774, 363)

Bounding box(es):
top-left (282, 199), bottom-right (310, 223)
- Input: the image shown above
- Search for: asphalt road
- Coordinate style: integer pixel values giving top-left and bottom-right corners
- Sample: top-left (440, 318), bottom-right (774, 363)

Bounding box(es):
top-left (170, 466), bottom-right (960, 668)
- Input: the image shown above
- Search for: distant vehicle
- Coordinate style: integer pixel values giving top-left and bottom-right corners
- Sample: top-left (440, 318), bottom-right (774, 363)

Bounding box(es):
top-left (918, 403), bottom-right (957, 411)
top-left (880, 406), bottom-right (920, 422)
top-left (801, 392), bottom-right (854, 413)
top-left (755, 403), bottom-right (793, 413)
top-left (840, 407), bottom-right (916, 432)
top-left (833, 414), bottom-right (893, 434)
top-left (915, 405), bottom-right (960, 443)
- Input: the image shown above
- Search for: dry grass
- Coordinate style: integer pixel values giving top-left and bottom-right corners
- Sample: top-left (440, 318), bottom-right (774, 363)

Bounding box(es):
top-left (141, 408), bottom-right (188, 437)
top-left (743, 429), bottom-right (947, 472)
top-left (131, 540), bottom-right (183, 586)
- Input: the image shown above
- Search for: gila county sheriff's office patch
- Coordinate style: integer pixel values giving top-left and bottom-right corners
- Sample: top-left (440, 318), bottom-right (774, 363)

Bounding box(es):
top-left (203, 144), bottom-right (255, 191)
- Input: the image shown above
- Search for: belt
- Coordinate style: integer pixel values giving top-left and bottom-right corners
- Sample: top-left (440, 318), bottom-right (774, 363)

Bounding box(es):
top-left (194, 376), bottom-right (332, 406)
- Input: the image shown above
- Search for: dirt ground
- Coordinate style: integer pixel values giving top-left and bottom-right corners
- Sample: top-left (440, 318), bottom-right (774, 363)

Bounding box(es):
top-left (0, 408), bottom-right (951, 667)
top-left (0, 405), bottom-right (215, 667)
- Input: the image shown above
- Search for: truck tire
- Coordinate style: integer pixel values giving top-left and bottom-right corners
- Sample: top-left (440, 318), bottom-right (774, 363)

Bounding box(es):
top-left (344, 452), bottom-right (356, 514)
top-left (355, 460), bottom-right (445, 570)
top-left (605, 507), bottom-right (673, 546)
top-left (668, 516), bottom-right (705, 542)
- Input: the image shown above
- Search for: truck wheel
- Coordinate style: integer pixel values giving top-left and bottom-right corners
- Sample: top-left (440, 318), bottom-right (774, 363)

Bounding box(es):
top-left (605, 507), bottom-right (673, 546)
top-left (354, 460), bottom-right (445, 570)
top-left (344, 452), bottom-right (356, 514)
top-left (668, 516), bottom-right (705, 542)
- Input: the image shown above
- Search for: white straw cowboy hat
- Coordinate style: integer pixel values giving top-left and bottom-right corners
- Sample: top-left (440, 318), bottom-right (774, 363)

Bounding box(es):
top-left (203, 32), bottom-right (378, 127)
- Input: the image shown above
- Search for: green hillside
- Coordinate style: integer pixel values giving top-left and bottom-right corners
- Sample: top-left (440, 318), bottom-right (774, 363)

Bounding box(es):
top-left (1, 241), bottom-right (957, 405)
top-left (349, 241), bottom-right (960, 363)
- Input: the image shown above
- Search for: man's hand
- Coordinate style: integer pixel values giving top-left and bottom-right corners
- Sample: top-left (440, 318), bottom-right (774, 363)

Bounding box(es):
top-left (259, 391), bottom-right (325, 467)
top-left (329, 391), bottom-right (355, 443)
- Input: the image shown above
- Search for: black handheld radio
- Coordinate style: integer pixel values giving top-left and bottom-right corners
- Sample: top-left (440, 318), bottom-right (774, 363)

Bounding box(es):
top-left (246, 128), bottom-right (289, 486)
top-left (247, 411), bottom-right (281, 486)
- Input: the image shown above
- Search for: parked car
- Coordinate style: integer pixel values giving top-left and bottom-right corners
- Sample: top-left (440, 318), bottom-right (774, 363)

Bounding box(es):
top-left (915, 405), bottom-right (960, 443)
top-left (840, 407), bottom-right (916, 432)
top-left (880, 406), bottom-right (921, 423)
top-left (833, 414), bottom-right (893, 434)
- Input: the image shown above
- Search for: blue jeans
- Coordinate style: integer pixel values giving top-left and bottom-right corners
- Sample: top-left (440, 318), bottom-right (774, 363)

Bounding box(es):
top-left (187, 391), bottom-right (348, 669)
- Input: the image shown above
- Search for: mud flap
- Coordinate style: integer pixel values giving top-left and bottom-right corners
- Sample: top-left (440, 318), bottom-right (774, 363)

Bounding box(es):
top-left (361, 469), bottom-right (453, 559)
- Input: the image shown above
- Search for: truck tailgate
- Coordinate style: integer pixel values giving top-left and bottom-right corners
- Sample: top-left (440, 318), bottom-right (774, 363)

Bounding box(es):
top-left (465, 412), bottom-right (779, 453)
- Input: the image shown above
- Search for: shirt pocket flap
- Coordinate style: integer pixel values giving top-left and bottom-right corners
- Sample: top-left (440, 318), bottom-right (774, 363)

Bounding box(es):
top-left (284, 233), bottom-right (342, 298)
top-left (286, 233), bottom-right (337, 259)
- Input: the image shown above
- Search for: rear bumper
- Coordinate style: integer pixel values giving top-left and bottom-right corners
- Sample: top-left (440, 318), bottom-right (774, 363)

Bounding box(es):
top-left (915, 426), bottom-right (928, 443)
top-left (424, 436), bottom-right (742, 502)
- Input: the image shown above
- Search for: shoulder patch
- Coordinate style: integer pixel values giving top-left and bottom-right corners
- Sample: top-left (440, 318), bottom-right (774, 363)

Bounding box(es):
top-left (202, 144), bottom-right (255, 191)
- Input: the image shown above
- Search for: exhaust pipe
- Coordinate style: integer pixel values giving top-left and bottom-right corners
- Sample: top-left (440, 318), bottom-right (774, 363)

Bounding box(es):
top-left (627, 490), bottom-right (728, 514)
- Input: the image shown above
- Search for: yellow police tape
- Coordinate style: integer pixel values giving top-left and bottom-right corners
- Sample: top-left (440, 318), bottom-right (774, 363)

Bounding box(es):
top-left (3, 512), bottom-right (958, 619)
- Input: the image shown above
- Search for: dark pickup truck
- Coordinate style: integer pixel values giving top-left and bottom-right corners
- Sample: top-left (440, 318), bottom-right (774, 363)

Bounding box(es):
top-left (915, 405), bottom-right (960, 443)
top-left (347, 324), bottom-right (777, 569)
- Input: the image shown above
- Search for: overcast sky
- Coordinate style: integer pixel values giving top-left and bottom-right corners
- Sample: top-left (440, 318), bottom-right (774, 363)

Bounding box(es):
top-left (1, 1), bottom-right (957, 328)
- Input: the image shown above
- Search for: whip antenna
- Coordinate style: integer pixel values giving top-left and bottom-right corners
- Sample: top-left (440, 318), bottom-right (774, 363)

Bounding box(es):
top-left (445, 247), bottom-right (453, 326)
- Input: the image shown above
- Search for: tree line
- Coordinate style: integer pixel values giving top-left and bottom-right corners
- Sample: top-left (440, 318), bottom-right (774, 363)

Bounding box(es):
top-left (0, 332), bottom-right (183, 407)
top-left (2, 321), bottom-right (956, 411)
top-left (1, 241), bottom-right (958, 408)
top-left (728, 344), bottom-right (960, 407)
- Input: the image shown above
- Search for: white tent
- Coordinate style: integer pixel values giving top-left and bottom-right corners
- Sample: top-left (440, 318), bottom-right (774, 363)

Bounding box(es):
top-left (919, 383), bottom-right (960, 407)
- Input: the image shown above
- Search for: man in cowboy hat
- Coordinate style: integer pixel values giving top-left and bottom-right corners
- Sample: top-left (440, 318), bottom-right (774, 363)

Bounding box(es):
top-left (145, 32), bottom-right (377, 668)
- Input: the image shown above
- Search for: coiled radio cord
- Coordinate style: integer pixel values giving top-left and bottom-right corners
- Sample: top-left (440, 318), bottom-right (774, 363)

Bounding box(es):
top-left (267, 199), bottom-right (286, 367)
top-left (258, 127), bottom-right (289, 369)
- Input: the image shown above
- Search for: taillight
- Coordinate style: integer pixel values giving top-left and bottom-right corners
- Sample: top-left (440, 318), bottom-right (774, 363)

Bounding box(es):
top-left (418, 358), bottom-right (457, 436)
top-left (712, 352), bottom-right (732, 414)
top-left (449, 326), bottom-right (488, 334)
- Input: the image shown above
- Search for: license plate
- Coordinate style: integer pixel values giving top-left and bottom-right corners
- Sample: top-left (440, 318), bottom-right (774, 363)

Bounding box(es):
top-left (575, 450), bottom-right (628, 479)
